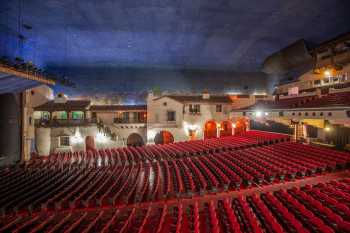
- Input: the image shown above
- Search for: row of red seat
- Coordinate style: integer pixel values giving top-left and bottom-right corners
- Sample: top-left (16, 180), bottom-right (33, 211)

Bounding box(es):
top-left (297, 92), bottom-right (350, 108)
top-left (250, 95), bottom-right (318, 109)
top-left (1, 142), bottom-right (349, 214)
top-left (33, 130), bottom-right (290, 167)
top-left (1, 179), bottom-right (349, 233)
top-left (251, 91), bottom-right (350, 110)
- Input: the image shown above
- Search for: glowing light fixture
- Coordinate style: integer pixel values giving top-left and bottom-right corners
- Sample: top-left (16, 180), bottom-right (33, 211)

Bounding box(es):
top-left (324, 127), bottom-right (331, 132)
top-left (183, 122), bottom-right (199, 136)
top-left (253, 92), bottom-right (267, 95)
top-left (324, 70), bottom-right (331, 77)
top-left (96, 132), bottom-right (108, 143)
top-left (226, 91), bottom-right (242, 95)
top-left (147, 130), bottom-right (157, 141)
top-left (232, 123), bottom-right (236, 128)
top-left (71, 128), bottom-right (83, 144)
top-left (255, 111), bottom-right (262, 117)
top-left (265, 112), bottom-right (269, 116)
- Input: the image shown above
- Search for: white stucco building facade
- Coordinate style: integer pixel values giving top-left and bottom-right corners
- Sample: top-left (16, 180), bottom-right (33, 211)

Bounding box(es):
top-left (146, 92), bottom-right (261, 143)
top-left (33, 91), bottom-right (270, 155)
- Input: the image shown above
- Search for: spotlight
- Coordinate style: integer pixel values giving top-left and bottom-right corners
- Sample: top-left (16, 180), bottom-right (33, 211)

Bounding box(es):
top-left (96, 132), bottom-right (108, 143)
top-left (324, 68), bottom-right (333, 77)
top-left (183, 122), bottom-right (199, 136)
top-left (71, 128), bottom-right (83, 144)
top-left (147, 130), bottom-right (157, 140)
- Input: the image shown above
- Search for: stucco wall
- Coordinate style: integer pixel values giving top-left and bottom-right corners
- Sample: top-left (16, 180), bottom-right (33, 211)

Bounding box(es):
top-left (96, 112), bottom-right (115, 124)
top-left (147, 93), bottom-right (234, 142)
top-left (35, 124), bottom-right (147, 154)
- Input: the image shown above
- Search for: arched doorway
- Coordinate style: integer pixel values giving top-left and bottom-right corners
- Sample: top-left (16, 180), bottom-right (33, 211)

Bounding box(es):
top-left (127, 133), bottom-right (144, 147)
top-left (154, 131), bottom-right (174, 144)
top-left (220, 120), bottom-right (233, 137)
top-left (188, 129), bottom-right (197, 141)
top-left (234, 118), bottom-right (249, 135)
top-left (85, 136), bottom-right (96, 151)
top-left (204, 120), bottom-right (218, 139)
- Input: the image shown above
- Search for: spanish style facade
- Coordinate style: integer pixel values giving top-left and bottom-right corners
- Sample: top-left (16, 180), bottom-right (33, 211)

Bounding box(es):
top-left (232, 32), bottom-right (350, 148)
top-left (33, 94), bottom-right (147, 155)
top-left (32, 32), bottom-right (350, 154)
top-left (33, 91), bottom-right (270, 154)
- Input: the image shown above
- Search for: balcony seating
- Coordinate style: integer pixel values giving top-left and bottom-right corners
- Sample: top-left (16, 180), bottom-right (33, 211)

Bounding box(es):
top-left (2, 179), bottom-right (350, 232)
top-left (301, 92), bottom-right (350, 108)
top-left (251, 91), bottom-right (350, 110)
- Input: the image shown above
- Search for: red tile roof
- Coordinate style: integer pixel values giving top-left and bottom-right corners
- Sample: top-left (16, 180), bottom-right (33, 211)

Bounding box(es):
top-left (34, 100), bottom-right (91, 111)
top-left (155, 95), bottom-right (233, 104)
top-left (90, 105), bottom-right (147, 111)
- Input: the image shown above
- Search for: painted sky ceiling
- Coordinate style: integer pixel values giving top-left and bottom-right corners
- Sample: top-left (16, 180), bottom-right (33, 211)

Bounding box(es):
top-left (1, 0), bottom-right (349, 94)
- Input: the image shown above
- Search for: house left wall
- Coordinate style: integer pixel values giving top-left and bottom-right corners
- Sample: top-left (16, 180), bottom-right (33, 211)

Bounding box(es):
top-left (0, 93), bottom-right (21, 166)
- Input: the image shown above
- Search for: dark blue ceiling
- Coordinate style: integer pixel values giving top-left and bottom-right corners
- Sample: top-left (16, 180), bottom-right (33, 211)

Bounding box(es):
top-left (1, 0), bottom-right (349, 94)
top-left (0, 73), bottom-right (41, 94)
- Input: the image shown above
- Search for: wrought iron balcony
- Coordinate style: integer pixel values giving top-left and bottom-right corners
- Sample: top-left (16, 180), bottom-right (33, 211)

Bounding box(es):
top-left (35, 118), bottom-right (97, 127)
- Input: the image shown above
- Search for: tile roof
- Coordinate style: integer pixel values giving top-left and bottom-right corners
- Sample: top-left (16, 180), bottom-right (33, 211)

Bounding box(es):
top-left (34, 100), bottom-right (91, 111)
top-left (90, 105), bottom-right (147, 111)
top-left (155, 95), bottom-right (233, 104)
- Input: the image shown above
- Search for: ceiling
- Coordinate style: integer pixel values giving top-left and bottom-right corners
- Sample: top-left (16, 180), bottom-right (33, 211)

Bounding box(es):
top-left (0, 72), bottom-right (41, 94)
top-left (1, 0), bottom-right (349, 94)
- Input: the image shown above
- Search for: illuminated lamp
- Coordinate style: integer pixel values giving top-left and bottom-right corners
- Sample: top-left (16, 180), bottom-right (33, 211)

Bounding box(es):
top-left (324, 69), bottom-right (331, 77)
top-left (265, 112), bottom-right (269, 116)
top-left (96, 132), bottom-right (108, 143)
top-left (147, 130), bottom-right (157, 140)
top-left (232, 123), bottom-right (236, 128)
top-left (255, 111), bottom-right (262, 117)
top-left (324, 127), bottom-right (331, 132)
top-left (183, 122), bottom-right (199, 136)
top-left (71, 128), bottom-right (83, 144)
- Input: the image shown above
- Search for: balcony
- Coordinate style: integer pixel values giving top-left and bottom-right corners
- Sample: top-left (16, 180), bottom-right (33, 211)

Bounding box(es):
top-left (35, 118), bottom-right (96, 128)
top-left (317, 51), bottom-right (350, 68)
top-left (148, 121), bottom-right (178, 128)
top-left (113, 118), bottom-right (146, 124)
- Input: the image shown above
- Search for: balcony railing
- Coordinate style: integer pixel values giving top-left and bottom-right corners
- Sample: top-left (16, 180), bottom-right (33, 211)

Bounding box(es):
top-left (113, 118), bottom-right (146, 124)
top-left (35, 118), bottom-right (97, 127)
top-left (148, 121), bottom-right (179, 128)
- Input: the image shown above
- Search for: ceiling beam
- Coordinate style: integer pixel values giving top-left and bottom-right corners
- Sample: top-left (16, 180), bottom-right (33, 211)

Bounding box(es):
top-left (0, 75), bottom-right (37, 92)
top-left (0, 65), bottom-right (56, 85)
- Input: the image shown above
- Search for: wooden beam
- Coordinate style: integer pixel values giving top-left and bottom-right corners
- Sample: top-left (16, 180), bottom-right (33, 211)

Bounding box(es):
top-left (0, 65), bottom-right (56, 85)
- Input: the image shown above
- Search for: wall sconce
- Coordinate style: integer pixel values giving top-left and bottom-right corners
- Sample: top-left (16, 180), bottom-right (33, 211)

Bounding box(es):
top-left (71, 128), bottom-right (83, 144)
top-left (96, 132), bottom-right (108, 143)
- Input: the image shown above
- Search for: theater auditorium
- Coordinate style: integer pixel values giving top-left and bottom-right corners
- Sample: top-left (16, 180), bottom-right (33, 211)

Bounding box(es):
top-left (1, 1), bottom-right (350, 232)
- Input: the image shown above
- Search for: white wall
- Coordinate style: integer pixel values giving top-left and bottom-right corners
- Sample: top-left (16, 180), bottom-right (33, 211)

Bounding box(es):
top-left (24, 85), bottom-right (53, 160)
top-left (35, 123), bottom-right (147, 154)
top-left (147, 93), bottom-right (234, 142)
top-left (96, 112), bottom-right (115, 124)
